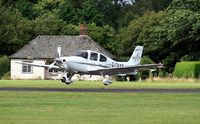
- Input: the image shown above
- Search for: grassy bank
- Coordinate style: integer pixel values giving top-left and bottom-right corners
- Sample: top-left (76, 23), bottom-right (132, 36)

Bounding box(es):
top-left (0, 80), bottom-right (200, 89)
top-left (0, 92), bottom-right (200, 124)
top-left (1, 80), bottom-right (200, 124)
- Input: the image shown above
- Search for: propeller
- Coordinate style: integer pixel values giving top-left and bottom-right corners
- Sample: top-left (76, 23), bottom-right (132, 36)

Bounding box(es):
top-left (56, 45), bottom-right (62, 67)
top-left (55, 45), bottom-right (67, 69)
top-left (57, 45), bottom-right (61, 58)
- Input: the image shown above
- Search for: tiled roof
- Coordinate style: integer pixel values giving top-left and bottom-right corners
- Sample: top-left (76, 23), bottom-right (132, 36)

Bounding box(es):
top-left (10, 35), bottom-right (115, 59)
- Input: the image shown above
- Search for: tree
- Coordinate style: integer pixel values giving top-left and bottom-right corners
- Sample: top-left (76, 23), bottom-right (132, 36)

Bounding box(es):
top-left (33, 12), bottom-right (65, 35)
top-left (0, 5), bottom-right (33, 55)
top-left (15, 0), bottom-right (37, 19)
top-left (119, 0), bottom-right (172, 27)
top-left (115, 11), bottom-right (166, 57)
top-left (95, 0), bottom-right (122, 28)
top-left (57, 0), bottom-right (106, 25)
top-left (34, 12), bottom-right (80, 36)
top-left (79, 0), bottom-right (104, 25)
top-left (0, 56), bottom-right (10, 78)
top-left (167, 0), bottom-right (200, 12)
top-left (115, 0), bottom-right (200, 73)
top-left (87, 23), bottom-right (115, 51)
top-left (57, 0), bottom-right (78, 24)
top-left (33, 0), bottom-right (62, 17)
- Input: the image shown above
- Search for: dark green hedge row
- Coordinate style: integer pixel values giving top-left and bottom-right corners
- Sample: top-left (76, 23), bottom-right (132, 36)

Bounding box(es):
top-left (173, 62), bottom-right (200, 78)
top-left (0, 55), bottom-right (10, 79)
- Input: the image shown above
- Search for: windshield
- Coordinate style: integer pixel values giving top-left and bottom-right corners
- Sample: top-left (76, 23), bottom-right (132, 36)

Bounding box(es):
top-left (73, 51), bottom-right (88, 59)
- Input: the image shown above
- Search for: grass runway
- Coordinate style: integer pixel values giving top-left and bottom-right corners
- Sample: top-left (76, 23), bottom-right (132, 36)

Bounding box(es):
top-left (0, 80), bottom-right (200, 124)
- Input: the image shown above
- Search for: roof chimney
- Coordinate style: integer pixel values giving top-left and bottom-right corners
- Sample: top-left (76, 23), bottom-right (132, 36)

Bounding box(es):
top-left (80, 24), bottom-right (87, 35)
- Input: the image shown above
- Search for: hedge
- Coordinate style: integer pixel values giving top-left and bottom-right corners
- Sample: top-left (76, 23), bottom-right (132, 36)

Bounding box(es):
top-left (0, 55), bottom-right (10, 79)
top-left (173, 61), bottom-right (200, 78)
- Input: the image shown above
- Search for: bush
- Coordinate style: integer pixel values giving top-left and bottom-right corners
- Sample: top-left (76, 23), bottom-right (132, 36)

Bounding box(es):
top-left (0, 55), bottom-right (10, 79)
top-left (173, 61), bottom-right (200, 78)
top-left (1, 72), bottom-right (11, 80)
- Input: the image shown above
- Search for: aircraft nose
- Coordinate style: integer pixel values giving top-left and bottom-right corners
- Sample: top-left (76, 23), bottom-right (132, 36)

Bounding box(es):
top-left (55, 58), bottom-right (63, 64)
top-left (54, 58), bottom-right (69, 69)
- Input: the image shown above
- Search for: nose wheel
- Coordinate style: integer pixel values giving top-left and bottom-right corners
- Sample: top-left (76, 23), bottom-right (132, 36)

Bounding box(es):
top-left (61, 77), bottom-right (72, 84)
top-left (61, 72), bottom-right (75, 85)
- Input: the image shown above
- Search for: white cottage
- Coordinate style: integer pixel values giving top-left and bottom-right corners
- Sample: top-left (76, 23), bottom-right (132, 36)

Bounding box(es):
top-left (10, 35), bottom-right (114, 80)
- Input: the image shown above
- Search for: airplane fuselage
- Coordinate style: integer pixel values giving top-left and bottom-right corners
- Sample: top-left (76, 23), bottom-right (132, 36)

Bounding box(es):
top-left (59, 50), bottom-right (134, 75)
top-left (16, 46), bottom-right (162, 85)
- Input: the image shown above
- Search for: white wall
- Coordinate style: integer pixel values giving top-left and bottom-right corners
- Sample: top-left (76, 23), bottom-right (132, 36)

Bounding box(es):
top-left (11, 59), bottom-right (102, 81)
top-left (72, 74), bottom-right (103, 81)
top-left (11, 59), bottom-right (46, 80)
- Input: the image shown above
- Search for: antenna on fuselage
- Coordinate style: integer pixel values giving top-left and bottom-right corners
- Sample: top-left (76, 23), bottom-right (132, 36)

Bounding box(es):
top-left (57, 45), bottom-right (61, 58)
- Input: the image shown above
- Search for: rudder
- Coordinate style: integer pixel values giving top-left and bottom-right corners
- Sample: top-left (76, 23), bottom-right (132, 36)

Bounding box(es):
top-left (127, 46), bottom-right (143, 65)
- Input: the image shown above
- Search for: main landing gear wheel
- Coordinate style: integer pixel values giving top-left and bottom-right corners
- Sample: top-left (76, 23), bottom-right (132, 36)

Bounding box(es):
top-left (103, 79), bottom-right (112, 86)
top-left (102, 75), bottom-right (112, 86)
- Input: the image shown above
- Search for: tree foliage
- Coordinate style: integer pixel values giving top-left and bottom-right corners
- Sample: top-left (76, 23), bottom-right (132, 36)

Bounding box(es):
top-left (87, 23), bottom-right (115, 50)
top-left (0, 56), bottom-right (10, 79)
top-left (0, 5), bottom-right (33, 55)
top-left (15, 0), bottom-right (37, 19)
top-left (116, 11), bottom-right (166, 56)
top-left (2, 0), bottom-right (200, 76)
top-left (119, 0), bottom-right (172, 27)
top-left (33, 0), bottom-right (62, 17)
top-left (116, 0), bottom-right (200, 72)
top-left (33, 12), bottom-right (65, 35)
top-left (167, 0), bottom-right (200, 12)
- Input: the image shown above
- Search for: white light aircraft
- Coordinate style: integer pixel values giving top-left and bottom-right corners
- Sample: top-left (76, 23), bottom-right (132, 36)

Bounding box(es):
top-left (17, 46), bottom-right (163, 85)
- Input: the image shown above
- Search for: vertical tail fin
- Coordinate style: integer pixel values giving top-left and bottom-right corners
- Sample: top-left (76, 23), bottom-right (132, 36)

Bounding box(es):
top-left (127, 46), bottom-right (143, 65)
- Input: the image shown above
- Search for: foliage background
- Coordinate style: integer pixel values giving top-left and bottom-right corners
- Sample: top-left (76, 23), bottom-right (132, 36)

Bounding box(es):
top-left (0, 0), bottom-right (199, 78)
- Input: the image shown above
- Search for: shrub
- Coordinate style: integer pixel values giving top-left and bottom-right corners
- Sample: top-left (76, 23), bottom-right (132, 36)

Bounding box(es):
top-left (1, 72), bottom-right (11, 80)
top-left (173, 61), bottom-right (200, 78)
top-left (0, 55), bottom-right (10, 79)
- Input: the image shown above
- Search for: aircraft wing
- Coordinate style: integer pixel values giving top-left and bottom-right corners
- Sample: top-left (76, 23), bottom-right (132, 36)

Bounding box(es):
top-left (88, 64), bottom-right (163, 76)
top-left (16, 62), bottom-right (64, 71)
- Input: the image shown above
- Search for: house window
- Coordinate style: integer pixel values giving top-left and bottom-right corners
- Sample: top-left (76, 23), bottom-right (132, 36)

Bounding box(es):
top-left (90, 52), bottom-right (98, 61)
top-left (49, 69), bottom-right (58, 76)
top-left (22, 61), bottom-right (33, 73)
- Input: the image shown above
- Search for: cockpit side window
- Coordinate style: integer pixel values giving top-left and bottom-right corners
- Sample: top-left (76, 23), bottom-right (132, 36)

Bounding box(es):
top-left (74, 51), bottom-right (88, 59)
top-left (100, 54), bottom-right (107, 62)
top-left (90, 52), bottom-right (98, 61)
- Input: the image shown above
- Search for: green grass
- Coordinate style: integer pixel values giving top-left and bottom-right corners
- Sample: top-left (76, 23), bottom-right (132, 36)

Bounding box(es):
top-left (0, 92), bottom-right (200, 124)
top-left (0, 80), bottom-right (200, 89)
top-left (1, 80), bottom-right (200, 124)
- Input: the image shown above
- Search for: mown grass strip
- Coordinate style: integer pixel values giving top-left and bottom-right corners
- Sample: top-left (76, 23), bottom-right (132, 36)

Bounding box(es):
top-left (0, 80), bottom-right (200, 89)
top-left (0, 92), bottom-right (200, 124)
